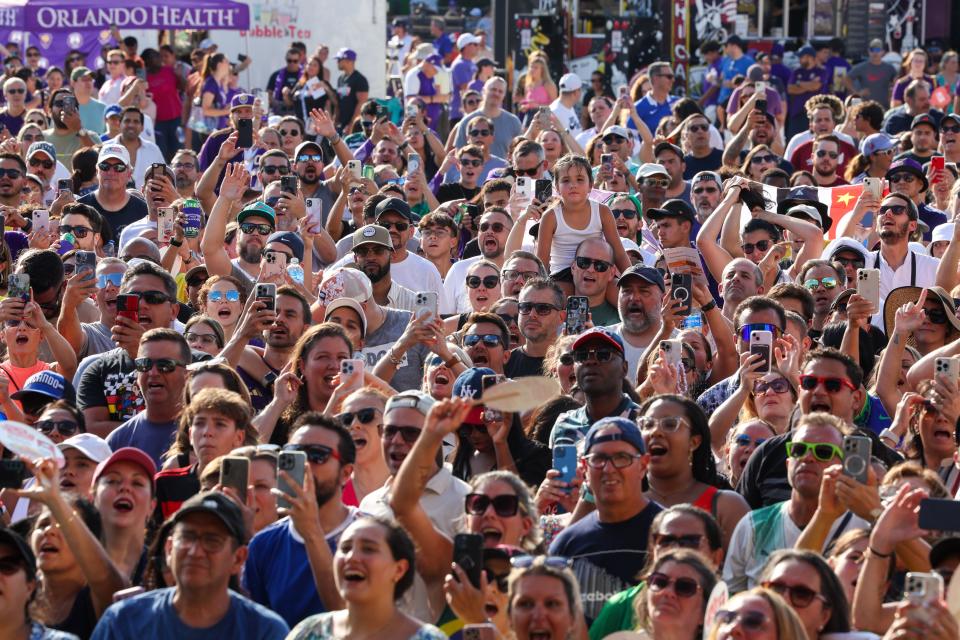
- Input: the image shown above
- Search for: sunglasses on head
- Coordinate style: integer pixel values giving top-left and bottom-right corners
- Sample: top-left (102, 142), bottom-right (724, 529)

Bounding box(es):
top-left (98, 161), bottom-right (127, 173)
top-left (30, 158), bottom-right (53, 169)
top-left (575, 256), bottom-right (611, 272)
top-left (714, 609), bottom-right (769, 631)
top-left (611, 208), bottom-right (637, 219)
top-left (738, 323), bottom-right (781, 342)
top-left (465, 492), bottom-right (520, 517)
top-left (734, 434), bottom-right (767, 448)
top-left (740, 239), bottom-right (771, 254)
top-left (208, 290), bottom-right (240, 303)
top-left (466, 274), bottom-right (499, 289)
top-left (134, 357), bottom-right (186, 373)
top-left (35, 419), bottom-right (79, 436)
top-left (754, 377), bottom-right (790, 395)
top-left (97, 273), bottom-right (123, 289)
top-left (463, 333), bottom-right (502, 348)
top-left (785, 440), bottom-right (844, 462)
top-left (761, 581), bottom-right (826, 608)
top-left (240, 222), bottom-right (273, 235)
top-left (283, 443), bottom-right (340, 464)
top-left (803, 276), bottom-right (837, 291)
top-left (337, 407), bottom-right (379, 427)
top-left (261, 165), bottom-right (290, 175)
top-left (381, 424), bottom-right (421, 443)
top-left (647, 572), bottom-right (702, 598)
top-left (0, 168), bottom-right (21, 178)
top-left (799, 374), bottom-right (856, 393)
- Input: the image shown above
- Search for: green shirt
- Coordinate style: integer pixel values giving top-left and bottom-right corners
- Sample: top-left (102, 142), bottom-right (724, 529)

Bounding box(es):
top-left (589, 582), bottom-right (644, 640)
top-left (590, 301), bottom-right (621, 327)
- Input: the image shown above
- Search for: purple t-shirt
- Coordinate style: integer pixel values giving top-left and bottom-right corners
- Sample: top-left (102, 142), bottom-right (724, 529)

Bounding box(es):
top-left (5, 230), bottom-right (27, 262)
top-left (0, 110), bottom-right (23, 136)
top-left (450, 57), bottom-right (477, 119)
top-left (892, 75), bottom-right (935, 103)
top-left (201, 76), bottom-right (229, 130)
top-left (787, 66), bottom-right (826, 117)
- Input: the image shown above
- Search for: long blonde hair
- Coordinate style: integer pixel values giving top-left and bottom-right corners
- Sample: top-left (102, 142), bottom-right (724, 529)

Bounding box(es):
top-left (524, 56), bottom-right (557, 96)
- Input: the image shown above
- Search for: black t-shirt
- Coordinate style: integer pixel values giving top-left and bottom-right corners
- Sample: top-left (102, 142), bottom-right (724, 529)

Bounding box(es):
top-left (436, 183), bottom-right (481, 204)
top-left (336, 71), bottom-right (370, 130)
top-left (505, 348), bottom-right (546, 378)
top-left (683, 149), bottom-right (724, 178)
top-left (78, 190), bottom-right (149, 245)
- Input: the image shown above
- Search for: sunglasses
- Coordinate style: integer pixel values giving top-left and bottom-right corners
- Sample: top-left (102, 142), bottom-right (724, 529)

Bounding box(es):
top-left (833, 256), bottom-right (865, 269)
top-left (803, 277), bottom-right (837, 290)
top-left (574, 256), bottom-right (611, 272)
top-left (761, 581), bottom-right (826, 608)
top-left (572, 348), bottom-right (616, 363)
top-left (5, 88), bottom-right (24, 95)
top-left (134, 357), bottom-right (186, 373)
top-left (133, 290), bottom-right (174, 305)
top-left (468, 128), bottom-right (491, 137)
top-left (740, 239), bottom-right (771, 254)
top-left (361, 120), bottom-right (376, 129)
top-left (479, 222), bottom-right (505, 233)
top-left (380, 221), bottom-right (410, 232)
top-left (337, 407), bottom-right (379, 426)
top-left (513, 166), bottom-right (539, 177)
top-left (354, 245), bottom-right (389, 258)
top-left (815, 150), bottom-right (839, 159)
top-left (107, 59), bottom-right (123, 65)
top-left (754, 378), bottom-right (791, 395)
top-left (737, 323), bottom-right (781, 342)
top-left (879, 204), bottom-right (908, 215)
top-left (647, 572), bottom-right (702, 598)
top-left (460, 158), bottom-right (483, 168)
top-left (611, 208), bottom-right (637, 219)
top-left (924, 306), bottom-right (949, 324)
top-left (601, 134), bottom-right (627, 144)
top-left (799, 374), bottom-right (856, 393)
top-left (583, 451), bottom-right (644, 469)
top-left (381, 424), bottom-right (421, 444)
top-left (464, 493), bottom-right (520, 517)
top-left (97, 273), bottom-right (123, 289)
top-left (496, 314), bottom-right (519, 328)
top-left (466, 275), bottom-right (499, 289)
top-left (483, 568), bottom-right (510, 592)
top-left (98, 161), bottom-right (128, 173)
top-left (686, 123), bottom-right (709, 133)
top-left (60, 224), bottom-right (92, 238)
top-left (888, 174), bottom-right (916, 184)
top-left (644, 177), bottom-right (670, 188)
top-left (283, 443), bottom-right (340, 464)
top-left (503, 269), bottom-right (539, 281)
top-left (0, 168), bottom-right (21, 178)
top-left (185, 332), bottom-right (219, 346)
top-left (30, 158), bottom-right (54, 169)
top-left (35, 419), bottom-right (79, 437)
top-left (942, 125), bottom-right (960, 134)
top-left (518, 302), bottom-right (559, 315)
top-left (208, 290), bottom-right (240, 303)
top-left (463, 333), bottom-right (503, 348)
top-left (349, 186), bottom-right (368, 196)
top-left (637, 416), bottom-right (689, 433)
top-left (186, 276), bottom-right (209, 288)
top-left (714, 609), bottom-right (769, 631)
top-left (464, 99), bottom-right (480, 106)
top-left (261, 165), bottom-right (290, 175)
top-left (459, 423), bottom-right (488, 438)
top-left (785, 441), bottom-right (844, 462)
top-left (559, 353), bottom-right (575, 366)
top-left (653, 533), bottom-right (704, 549)
top-left (63, 263), bottom-right (76, 276)
top-left (240, 222), bottom-right (273, 235)
top-left (297, 154), bottom-right (323, 163)
top-left (734, 434), bottom-right (767, 448)
top-left (510, 555), bottom-right (572, 570)
top-left (750, 154), bottom-right (778, 164)
top-left (279, 129), bottom-right (301, 137)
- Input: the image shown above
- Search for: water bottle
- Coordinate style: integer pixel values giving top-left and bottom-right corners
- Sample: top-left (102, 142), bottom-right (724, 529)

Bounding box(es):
top-left (103, 240), bottom-right (115, 257)
top-left (287, 258), bottom-right (304, 285)
top-left (57, 232), bottom-right (75, 256)
top-left (183, 199), bottom-right (202, 238)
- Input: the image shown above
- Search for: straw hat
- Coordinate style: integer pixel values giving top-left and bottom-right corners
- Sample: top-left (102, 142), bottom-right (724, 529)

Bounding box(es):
top-left (883, 285), bottom-right (960, 344)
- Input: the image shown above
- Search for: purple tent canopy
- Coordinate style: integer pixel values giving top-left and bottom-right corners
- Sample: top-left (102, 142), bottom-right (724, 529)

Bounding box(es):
top-left (0, 0), bottom-right (250, 31)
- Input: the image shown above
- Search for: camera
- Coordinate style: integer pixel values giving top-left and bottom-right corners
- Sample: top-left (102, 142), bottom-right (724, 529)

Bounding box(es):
top-left (265, 253), bottom-right (277, 264)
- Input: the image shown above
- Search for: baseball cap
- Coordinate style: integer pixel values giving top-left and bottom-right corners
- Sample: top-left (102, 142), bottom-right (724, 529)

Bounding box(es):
top-left (11, 370), bottom-right (75, 405)
top-left (457, 33), bottom-right (480, 49)
top-left (199, 38), bottom-right (216, 50)
top-left (583, 416), bottom-right (646, 454)
top-left (941, 113), bottom-right (960, 128)
top-left (324, 298), bottom-right (368, 337)
top-left (559, 73), bottom-right (582, 92)
top-left (392, 17), bottom-right (408, 27)
top-left (236, 201), bottom-right (276, 227)
top-left (911, 113), bottom-right (938, 132)
top-left (654, 141), bottom-right (683, 160)
top-left (571, 327), bottom-right (625, 354)
top-left (860, 133), bottom-right (897, 156)
top-left (93, 447), bottom-right (157, 489)
top-left (776, 185), bottom-right (830, 232)
top-left (414, 44), bottom-right (436, 61)
top-left (647, 199), bottom-right (696, 224)
top-left (352, 224), bottom-right (393, 250)
top-left (229, 93), bottom-right (254, 111)
top-left (0, 528), bottom-right (36, 579)
top-left (375, 196), bottom-right (414, 221)
top-left (453, 367), bottom-right (497, 424)
top-left (798, 45), bottom-right (816, 58)
top-left (618, 264), bottom-right (666, 292)
top-left (58, 433), bottom-right (112, 463)
top-left (104, 104), bottom-right (122, 119)
top-left (869, 38), bottom-right (884, 50)
top-left (266, 231), bottom-right (304, 262)
top-left (385, 390), bottom-right (435, 416)
top-left (70, 66), bottom-right (94, 82)
top-left (98, 143), bottom-right (130, 165)
top-left (27, 141), bottom-right (56, 162)
top-left (294, 140), bottom-right (323, 159)
top-left (725, 35), bottom-right (746, 49)
top-left (602, 125), bottom-right (633, 141)
top-left (171, 491), bottom-right (248, 545)
top-left (785, 204), bottom-right (824, 229)
top-left (318, 267), bottom-right (373, 303)
top-left (334, 48), bottom-right (357, 61)
top-left (425, 54), bottom-right (443, 66)
top-left (184, 264), bottom-right (210, 285)
top-left (635, 163), bottom-right (670, 180)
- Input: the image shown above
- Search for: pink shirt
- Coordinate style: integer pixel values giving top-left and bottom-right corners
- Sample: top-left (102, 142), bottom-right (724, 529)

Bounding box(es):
top-left (148, 66), bottom-right (182, 122)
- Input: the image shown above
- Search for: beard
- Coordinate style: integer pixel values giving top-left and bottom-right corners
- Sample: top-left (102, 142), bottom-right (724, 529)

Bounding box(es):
top-left (879, 220), bottom-right (910, 243)
top-left (313, 475), bottom-right (339, 507)
top-left (175, 174), bottom-right (192, 189)
top-left (239, 240), bottom-right (262, 264)
top-left (621, 305), bottom-right (654, 334)
top-left (814, 164), bottom-right (836, 177)
top-left (362, 260), bottom-right (390, 283)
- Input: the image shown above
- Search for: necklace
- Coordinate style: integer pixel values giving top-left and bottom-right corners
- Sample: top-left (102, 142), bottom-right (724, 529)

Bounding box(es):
top-left (647, 478), bottom-right (699, 504)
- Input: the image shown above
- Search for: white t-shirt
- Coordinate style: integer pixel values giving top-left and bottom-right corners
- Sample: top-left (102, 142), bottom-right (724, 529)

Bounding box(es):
top-left (328, 248), bottom-right (448, 312)
top-left (442, 255), bottom-right (480, 314)
top-left (550, 99), bottom-right (582, 137)
top-left (98, 76), bottom-right (125, 105)
top-left (869, 249), bottom-right (939, 329)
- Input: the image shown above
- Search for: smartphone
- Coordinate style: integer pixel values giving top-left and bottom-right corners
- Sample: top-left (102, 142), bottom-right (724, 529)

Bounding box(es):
top-left (254, 282), bottom-right (277, 311)
top-left (670, 272), bottom-right (692, 316)
top-left (905, 572), bottom-right (944, 604)
top-left (537, 106), bottom-right (550, 123)
top-left (0, 459), bottom-right (25, 488)
top-left (935, 357), bottom-right (960, 385)
top-left (276, 450), bottom-right (307, 510)
top-left (112, 586), bottom-right (146, 603)
top-left (347, 160), bottom-right (362, 180)
top-left (565, 296), bottom-right (589, 335)
top-left (749, 330), bottom-right (773, 374)
top-left (931, 155), bottom-right (946, 184)
top-left (262, 250), bottom-right (287, 281)
top-left (305, 198), bottom-right (323, 232)
top-left (601, 153), bottom-right (613, 175)
top-left (376, 104), bottom-right (388, 119)
top-left (236, 118), bottom-right (253, 149)
top-left (405, 103), bottom-right (419, 119)
top-left (659, 339), bottom-right (683, 370)
top-left (918, 498), bottom-right (960, 531)
top-left (56, 178), bottom-right (72, 196)
top-left (219, 456), bottom-right (249, 503)
top-left (462, 203), bottom-right (481, 231)
top-left (75, 250), bottom-right (96, 279)
top-left (515, 176), bottom-right (533, 201)
top-left (280, 175), bottom-right (298, 195)
top-left (842, 435), bottom-right (872, 484)
top-left (463, 623), bottom-right (498, 640)
top-left (756, 98), bottom-right (767, 113)
top-left (552, 444), bottom-right (578, 492)
top-left (619, 85), bottom-right (628, 98)
top-left (407, 152), bottom-right (421, 175)
top-left (856, 268), bottom-right (880, 311)
top-left (115, 293), bottom-right (140, 323)
top-left (32, 209), bottom-right (49, 233)
top-left (61, 95), bottom-right (77, 113)
top-left (863, 177), bottom-right (883, 200)
top-left (481, 374), bottom-right (505, 423)
top-left (7, 273), bottom-right (28, 300)
top-left (157, 207), bottom-right (176, 243)
top-left (340, 358), bottom-right (365, 392)
top-left (535, 179), bottom-right (553, 203)
top-left (452, 533), bottom-right (484, 588)
top-left (755, 81), bottom-right (767, 94)
top-left (413, 291), bottom-right (438, 322)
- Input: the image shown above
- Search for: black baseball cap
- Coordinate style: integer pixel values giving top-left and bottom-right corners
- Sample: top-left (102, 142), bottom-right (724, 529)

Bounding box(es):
top-left (618, 264), bottom-right (665, 292)
top-left (0, 528), bottom-right (36, 579)
top-left (171, 491), bottom-right (248, 545)
top-left (647, 199), bottom-right (696, 224)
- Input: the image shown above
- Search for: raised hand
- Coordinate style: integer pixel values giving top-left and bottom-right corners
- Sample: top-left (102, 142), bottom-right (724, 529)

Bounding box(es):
top-left (219, 162), bottom-right (250, 201)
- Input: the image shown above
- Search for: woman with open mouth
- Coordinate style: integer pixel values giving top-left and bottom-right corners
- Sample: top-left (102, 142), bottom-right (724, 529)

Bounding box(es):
top-left (903, 379), bottom-right (960, 491)
top-left (443, 261), bottom-right (501, 336)
top-left (543, 336), bottom-right (578, 395)
top-left (722, 420), bottom-right (777, 489)
top-left (286, 515), bottom-right (445, 640)
top-left (198, 275), bottom-right (246, 344)
top-left (508, 555), bottom-right (583, 640)
top-left (335, 387), bottom-right (390, 507)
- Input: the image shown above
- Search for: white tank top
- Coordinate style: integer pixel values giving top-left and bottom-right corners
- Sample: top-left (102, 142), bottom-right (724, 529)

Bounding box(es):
top-left (549, 199), bottom-right (604, 274)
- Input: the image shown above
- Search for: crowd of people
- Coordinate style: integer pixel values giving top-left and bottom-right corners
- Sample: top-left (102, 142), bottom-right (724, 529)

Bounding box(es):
top-left (0, 16), bottom-right (954, 640)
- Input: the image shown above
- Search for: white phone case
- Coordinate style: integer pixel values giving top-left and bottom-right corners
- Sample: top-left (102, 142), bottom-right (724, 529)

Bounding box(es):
top-left (856, 269), bottom-right (880, 310)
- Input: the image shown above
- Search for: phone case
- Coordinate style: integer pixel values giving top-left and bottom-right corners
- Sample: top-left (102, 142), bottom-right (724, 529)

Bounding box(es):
top-left (347, 160), bottom-right (362, 180)
top-left (262, 251), bottom-right (287, 280)
top-left (856, 269), bottom-right (880, 310)
top-left (414, 292), bottom-right (438, 321)
top-left (453, 533), bottom-right (484, 587)
top-left (552, 444), bottom-right (577, 489)
top-left (75, 251), bottom-right (96, 277)
top-left (515, 177), bottom-right (533, 201)
top-left (157, 208), bottom-right (176, 243)
top-left (8, 273), bottom-right (29, 300)
top-left (236, 119), bottom-right (253, 148)
top-left (863, 177), bottom-right (883, 200)
top-left (842, 435), bottom-right (871, 484)
top-left (340, 358), bottom-right (364, 391)
top-left (305, 198), bottom-right (323, 231)
top-left (220, 456), bottom-right (249, 503)
top-left (565, 296), bottom-right (589, 335)
top-left (255, 283), bottom-right (277, 311)
top-left (277, 451), bottom-right (306, 510)
top-left (749, 330), bottom-right (773, 374)
top-left (408, 153), bottom-right (421, 174)
top-left (935, 357), bottom-right (960, 385)
top-left (115, 294), bottom-right (140, 323)
top-left (905, 572), bottom-right (944, 604)
top-left (535, 179), bottom-right (553, 202)
top-left (660, 340), bottom-right (683, 369)
top-left (670, 273), bottom-right (692, 316)
top-left (918, 498), bottom-right (960, 531)
top-left (32, 209), bottom-right (49, 232)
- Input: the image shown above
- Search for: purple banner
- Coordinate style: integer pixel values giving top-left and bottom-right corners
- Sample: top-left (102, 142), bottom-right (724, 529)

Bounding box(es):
top-left (0, 0), bottom-right (250, 31)
top-left (0, 27), bottom-right (113, 69)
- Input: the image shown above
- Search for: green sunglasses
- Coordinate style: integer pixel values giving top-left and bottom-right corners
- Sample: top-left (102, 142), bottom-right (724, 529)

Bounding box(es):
top-left (786, 441), bottom-right (844, 462)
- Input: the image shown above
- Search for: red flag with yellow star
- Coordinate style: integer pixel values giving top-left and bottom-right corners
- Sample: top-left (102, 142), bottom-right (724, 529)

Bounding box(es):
top-left (826, 184), bottom-right (865, 239)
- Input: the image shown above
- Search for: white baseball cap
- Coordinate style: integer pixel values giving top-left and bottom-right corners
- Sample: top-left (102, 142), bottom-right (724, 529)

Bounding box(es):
top-left (58, 433), bottom-right (112, 463)
top-left (558, 73), bottom-right (582, 92)
top-left (98, 143), bottom-right (130, 165)
top-left (457, 33), bottom-right (480, 49)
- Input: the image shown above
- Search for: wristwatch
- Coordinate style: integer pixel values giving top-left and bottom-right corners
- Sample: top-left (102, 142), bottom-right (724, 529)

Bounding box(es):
top-left (327, 133), bottom-right (341, 146)
top-left (700, 299), bottom-right (717, 313)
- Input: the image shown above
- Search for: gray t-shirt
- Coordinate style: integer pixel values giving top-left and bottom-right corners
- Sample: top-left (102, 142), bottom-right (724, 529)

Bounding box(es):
top-left (847, 61), bottom-right (898, 108)
top-left (455, 110), bottom-right (523, 158)
top-left (360, 307), bottom-right (428, 392)
top-left (230, 259), bottom-right (257, 292)
top-left (79, 322), bottom-right (116, 359)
